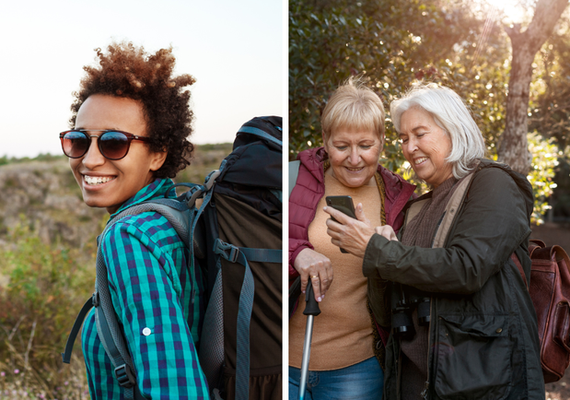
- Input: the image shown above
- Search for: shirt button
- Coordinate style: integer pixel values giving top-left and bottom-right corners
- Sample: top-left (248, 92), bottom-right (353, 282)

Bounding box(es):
top-left (142, 327), bottom-right (152, 336)
top-left (496, 328), bottom-right (503, 333)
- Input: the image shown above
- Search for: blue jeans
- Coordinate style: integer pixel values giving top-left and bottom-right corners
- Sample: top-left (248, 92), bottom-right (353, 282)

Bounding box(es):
top-left (289, 357), bottom-right (384, 400)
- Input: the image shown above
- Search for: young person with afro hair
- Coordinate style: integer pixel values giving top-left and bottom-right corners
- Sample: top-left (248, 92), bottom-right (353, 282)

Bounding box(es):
top-left (60, 41), bottom-right (209, 399)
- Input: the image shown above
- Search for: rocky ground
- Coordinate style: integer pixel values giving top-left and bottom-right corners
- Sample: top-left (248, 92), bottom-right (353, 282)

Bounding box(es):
top-left (531, 222), bottom-right (570, 400)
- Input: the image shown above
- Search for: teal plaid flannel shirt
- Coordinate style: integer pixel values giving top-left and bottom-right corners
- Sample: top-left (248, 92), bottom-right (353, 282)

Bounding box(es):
top-left (81, 178), bottom-right (209, 399)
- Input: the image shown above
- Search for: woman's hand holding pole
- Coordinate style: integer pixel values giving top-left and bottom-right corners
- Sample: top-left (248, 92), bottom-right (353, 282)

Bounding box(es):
top-left (294, 248), bottom-right (333, 302)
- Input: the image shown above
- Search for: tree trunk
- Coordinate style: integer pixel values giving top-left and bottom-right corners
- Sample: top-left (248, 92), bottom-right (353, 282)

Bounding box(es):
top-left (498, 0), bottom-right (568, 174)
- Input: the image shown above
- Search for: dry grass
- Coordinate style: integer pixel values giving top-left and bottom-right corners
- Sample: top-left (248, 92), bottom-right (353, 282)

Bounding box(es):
top-left (0, 145), bottom-right (233, 398)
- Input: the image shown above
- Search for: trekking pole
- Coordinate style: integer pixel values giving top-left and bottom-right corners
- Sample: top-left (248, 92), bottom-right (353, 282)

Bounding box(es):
top-left (299, 283), bottom-right (321, 400)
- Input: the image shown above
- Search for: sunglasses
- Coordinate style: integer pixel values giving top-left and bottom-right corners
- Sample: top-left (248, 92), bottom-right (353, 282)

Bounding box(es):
top-left (59, 130), bottom-right (151, 160)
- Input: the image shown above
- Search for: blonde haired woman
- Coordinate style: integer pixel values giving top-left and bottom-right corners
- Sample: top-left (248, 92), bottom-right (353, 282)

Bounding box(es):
top-left (289, 79), bottom-right (415, 399)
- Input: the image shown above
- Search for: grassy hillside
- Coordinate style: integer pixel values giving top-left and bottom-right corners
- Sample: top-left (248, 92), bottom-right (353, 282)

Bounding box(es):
top-left (0, 143), bottom-right (232, 247)
top-left (0, 143), bottom-right (231, 399)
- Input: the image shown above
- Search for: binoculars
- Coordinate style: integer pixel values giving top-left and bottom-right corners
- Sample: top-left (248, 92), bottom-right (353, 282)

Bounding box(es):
top-left (391, 282), bottom-right (431, 340)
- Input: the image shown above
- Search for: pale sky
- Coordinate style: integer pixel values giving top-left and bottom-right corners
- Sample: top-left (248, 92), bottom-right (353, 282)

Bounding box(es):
top-left (0, 0), bottom-right (283, 158)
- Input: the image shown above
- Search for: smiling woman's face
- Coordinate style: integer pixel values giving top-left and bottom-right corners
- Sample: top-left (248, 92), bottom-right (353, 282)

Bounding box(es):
top-left (70, 94), bottom-right (166, 214)
top-left (323, 128), bottom-right (383, 188)
top-left (399, 107), bottom-right (453, 188)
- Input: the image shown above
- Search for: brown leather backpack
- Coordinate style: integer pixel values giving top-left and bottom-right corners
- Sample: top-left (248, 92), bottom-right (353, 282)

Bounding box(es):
top-left (512, 239), bottom-right (570, 383)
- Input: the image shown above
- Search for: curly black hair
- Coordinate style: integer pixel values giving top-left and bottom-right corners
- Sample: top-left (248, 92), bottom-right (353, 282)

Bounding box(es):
top-left (69, 41), bottom-right (196, 178)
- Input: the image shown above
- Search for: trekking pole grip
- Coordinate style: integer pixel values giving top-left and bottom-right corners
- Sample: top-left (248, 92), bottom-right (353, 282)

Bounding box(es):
top-left (303, 284), bottom-right (321, 317)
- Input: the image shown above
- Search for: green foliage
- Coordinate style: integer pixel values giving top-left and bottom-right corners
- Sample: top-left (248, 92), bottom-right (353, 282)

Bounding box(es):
top-left (289, 0), bottom-right (511, 166)
top-left (0, 144), bottom-right (231, 397)
top-left (529, 32), bottom-right (570, 213)
top-left (289, 0), bottom-right (416, 160)
top-left (289, 0), bottom-right (569, 221)
top-left (530, 22), bottom-right (570, 149)
top-left (527, 132), bottom-right (559, 224)
top-left (0, 216), bottom-right (95, 396)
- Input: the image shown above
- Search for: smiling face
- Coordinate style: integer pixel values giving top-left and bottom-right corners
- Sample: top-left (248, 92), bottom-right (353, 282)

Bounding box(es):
top-left (399, 107), bottom-right (453, 188)
top-left (70, 94), bottom-right (166, 214)
top-left (323, 128), bottom-right (383, 188)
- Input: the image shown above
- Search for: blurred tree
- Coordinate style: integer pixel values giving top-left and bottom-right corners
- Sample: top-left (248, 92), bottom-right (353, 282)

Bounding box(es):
top-left (498, 0), bottom-right (568, 174)
top-left (289, 0), bottom-right (509, 167)
top-left (289, 0), bottom-right (569, 222)
top-left (530, 32), bottom-right (570, 149)
top-left (529, 21), bottom-right (570, 220)
top-left (289, 0), bottom-right (415, 167)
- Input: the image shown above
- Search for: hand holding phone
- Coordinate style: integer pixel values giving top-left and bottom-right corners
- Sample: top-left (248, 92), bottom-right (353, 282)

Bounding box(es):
top-left (325, 195), bottom-right (356, 253)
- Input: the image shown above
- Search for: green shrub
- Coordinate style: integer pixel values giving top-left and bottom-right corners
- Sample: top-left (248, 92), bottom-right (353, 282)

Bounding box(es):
top-left (0, 216), bottom-right (95, 397)
top-left (527, 132), bottom-right (559, 224)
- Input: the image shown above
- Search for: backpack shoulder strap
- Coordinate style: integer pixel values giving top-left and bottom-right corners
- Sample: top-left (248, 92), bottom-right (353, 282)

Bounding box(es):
top-left (432, 173), bottom-right (476, 248)
top-left (61, 295), bottom-right (98, 363)
top-left (93, 209), bottom-right (144, 399)
top-left (289, 160), bottom-right (300, 196)
top-left (237, 123), bottom-right (282, 148)
top-left (96, 202), bottom-right (192, 399)
top-left (62, 200), bottom-right (196, 400)
top-left (404, 199), bottom-right (429, 228)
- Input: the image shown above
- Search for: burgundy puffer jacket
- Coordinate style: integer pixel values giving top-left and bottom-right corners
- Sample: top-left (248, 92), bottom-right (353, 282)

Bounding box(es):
top-left (289, 146), bottom-right (417, 282)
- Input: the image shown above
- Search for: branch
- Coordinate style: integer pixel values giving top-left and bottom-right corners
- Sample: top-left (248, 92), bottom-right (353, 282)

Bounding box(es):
top-left (24, 318), bottom-right (37, 370)
top-left (511, 0), bottom-right (569, 52)
top-left (504, 23), bottom-right (522, 41)
top-left (7, 316), bottom-right (25, 342)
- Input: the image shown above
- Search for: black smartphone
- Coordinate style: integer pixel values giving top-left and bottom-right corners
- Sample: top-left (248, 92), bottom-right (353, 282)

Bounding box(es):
top-left (325, 195), bottom-right (356, 253)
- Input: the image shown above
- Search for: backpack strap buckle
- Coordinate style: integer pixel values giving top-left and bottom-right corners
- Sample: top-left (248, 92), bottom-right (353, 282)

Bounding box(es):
top-left (114, 364), bottom-right (136, 389)
top-left (92, 291), bottom-right (100, 307)
top-left (214, 239), bottom-right (239, 263)
top-left (204, 169), bottom-right (222, 190)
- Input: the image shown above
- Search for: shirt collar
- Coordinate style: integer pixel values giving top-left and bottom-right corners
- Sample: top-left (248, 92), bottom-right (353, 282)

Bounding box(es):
top-left (108, 178), bottom-right (175, 220)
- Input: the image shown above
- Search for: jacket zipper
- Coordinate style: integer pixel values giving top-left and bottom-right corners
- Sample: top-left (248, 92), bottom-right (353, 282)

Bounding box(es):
top-left (421, 296), bottom-right (434, 400)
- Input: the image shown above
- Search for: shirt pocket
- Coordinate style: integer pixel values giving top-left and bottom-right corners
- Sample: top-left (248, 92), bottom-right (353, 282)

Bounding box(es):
top-left (434, 313), bottom-right (512, 400)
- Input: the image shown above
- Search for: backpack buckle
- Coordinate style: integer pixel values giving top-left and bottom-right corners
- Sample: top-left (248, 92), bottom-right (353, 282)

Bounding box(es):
top-left (92, 292), bottom-right (100, 307)
top-left (114, 364), bottom-right (136, 388)
top-left (214, 239), bottom-right (239, 263)
top-left (204, 169), bottom-right (222, 190)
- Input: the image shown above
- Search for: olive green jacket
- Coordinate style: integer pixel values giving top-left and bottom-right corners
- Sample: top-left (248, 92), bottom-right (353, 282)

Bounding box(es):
top-left (363, 159), bottom-right (545, 400)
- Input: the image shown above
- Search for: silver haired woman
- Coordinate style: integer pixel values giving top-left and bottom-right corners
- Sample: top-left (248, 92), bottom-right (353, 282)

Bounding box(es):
top-left (324, 84), bottom-right (544, 399)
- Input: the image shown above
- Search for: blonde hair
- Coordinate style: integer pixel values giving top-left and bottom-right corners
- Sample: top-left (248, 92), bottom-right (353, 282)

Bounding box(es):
top-left (390, 83), bottom-right (486, 179)
top-left (321, 78), bottom-right (385, 142)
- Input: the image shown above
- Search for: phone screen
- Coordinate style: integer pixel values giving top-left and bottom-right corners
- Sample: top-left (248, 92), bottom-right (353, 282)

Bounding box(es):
top-left (325, 196), bottom-right (356, 253)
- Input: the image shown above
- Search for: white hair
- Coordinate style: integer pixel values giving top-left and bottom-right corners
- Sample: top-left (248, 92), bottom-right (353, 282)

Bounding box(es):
top-left (390, 83), bottom-right (486, 179)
